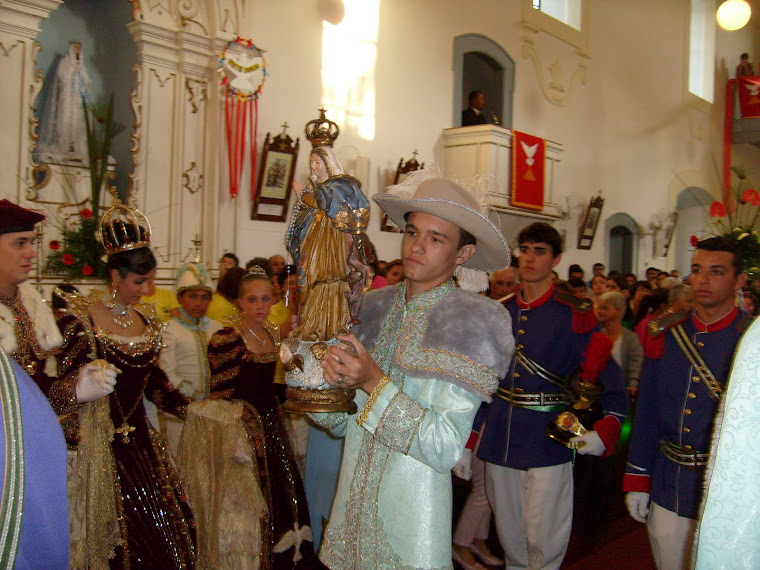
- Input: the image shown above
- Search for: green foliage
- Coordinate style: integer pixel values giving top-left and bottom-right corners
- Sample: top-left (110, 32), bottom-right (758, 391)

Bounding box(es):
top-left (44, 95), bottom-right (124, 280)
top-left (44, 215), bottom-right (106, 279)
top-left (83, 94), bottom-right (125, 211)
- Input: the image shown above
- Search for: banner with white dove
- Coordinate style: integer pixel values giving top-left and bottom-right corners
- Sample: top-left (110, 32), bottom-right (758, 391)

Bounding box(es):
top-left (511, 131), bottom-right (545, 210)
top-left (737, 76), bottom-right (760, 118)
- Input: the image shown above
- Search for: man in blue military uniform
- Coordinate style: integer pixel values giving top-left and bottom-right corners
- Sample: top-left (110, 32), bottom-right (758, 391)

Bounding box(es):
top-left (624, 236), bottom-right (749, 570)
top-left (478, 222), bottom-right (627, 570)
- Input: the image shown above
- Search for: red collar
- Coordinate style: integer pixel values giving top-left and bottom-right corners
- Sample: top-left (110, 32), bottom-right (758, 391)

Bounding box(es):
top-left (691, 306), bottom-right (738, 332)
top-left (517, 283), bottom-right (555, 310)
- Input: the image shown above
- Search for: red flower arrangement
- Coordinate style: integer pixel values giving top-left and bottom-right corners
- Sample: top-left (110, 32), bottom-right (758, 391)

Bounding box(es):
top-left (80, 208), bottom-right (93, 219)
top-left (710, 201), bottom-right (727, 218)
top-left (49, 240), bottom-right (60, 251)
top-left (81, 265), bottom-right (94, 276)
top-left (61, 254), bottom-right (75, 266)
top-left (741, 189), bottom-right (760, 207)
top-left (689, 235), bottom-right (699, 247)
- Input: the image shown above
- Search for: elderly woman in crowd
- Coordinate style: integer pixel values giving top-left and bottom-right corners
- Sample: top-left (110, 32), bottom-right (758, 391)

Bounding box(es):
top-left (595, 292), bottom-right (644, 397)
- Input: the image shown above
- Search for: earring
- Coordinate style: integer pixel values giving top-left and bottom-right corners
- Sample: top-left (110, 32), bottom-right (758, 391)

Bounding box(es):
top-left (106, 283), bottom-right (118, 309)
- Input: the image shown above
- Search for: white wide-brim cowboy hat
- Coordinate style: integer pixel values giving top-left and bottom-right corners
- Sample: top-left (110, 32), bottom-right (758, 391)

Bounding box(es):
top-left (374, 177), bottom-right (511, 271)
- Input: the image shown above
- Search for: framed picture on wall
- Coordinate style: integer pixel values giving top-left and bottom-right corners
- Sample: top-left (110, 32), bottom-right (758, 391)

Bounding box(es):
top-left (381, 152), bottom-right (424, 232)
top-left (252, 128), bottom-right (300, 222)
top-left (577, 195), bottom-right (604, 250)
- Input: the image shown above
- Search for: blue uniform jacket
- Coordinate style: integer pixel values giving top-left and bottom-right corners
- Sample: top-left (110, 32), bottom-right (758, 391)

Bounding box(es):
top-left (624, 308), bottom-right (749, 519)
top-left (478, 285), bottom-right (627, 470)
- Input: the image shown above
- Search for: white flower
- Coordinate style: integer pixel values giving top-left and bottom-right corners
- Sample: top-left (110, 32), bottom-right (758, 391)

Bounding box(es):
top-left (734, 227), bottom-right (742, 233)
top-left (738, 232), bottom-right (750, 240)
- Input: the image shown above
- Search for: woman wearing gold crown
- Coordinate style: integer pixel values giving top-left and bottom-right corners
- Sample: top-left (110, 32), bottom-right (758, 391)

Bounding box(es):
top-left (51, 203), bottom-right (195, 568)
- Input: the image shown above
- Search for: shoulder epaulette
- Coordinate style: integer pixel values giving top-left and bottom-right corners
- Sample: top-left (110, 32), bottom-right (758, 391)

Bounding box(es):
top-left (554, 290), bottom-right (593, 312)
top-left (554, 291), bottom-right (597, 333)
top-left (736, 314), bottom-right (754, 333)
top-left (647, 310), bottom-right (688, 338)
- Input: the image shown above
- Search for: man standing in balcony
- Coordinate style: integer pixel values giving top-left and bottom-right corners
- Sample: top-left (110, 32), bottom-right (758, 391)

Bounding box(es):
top-left (462, 90), bottom-right (489, 126)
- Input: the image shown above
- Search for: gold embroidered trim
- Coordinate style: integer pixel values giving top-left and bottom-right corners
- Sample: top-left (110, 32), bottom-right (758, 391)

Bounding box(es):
top-left (356, 375), bottom-right (392, 426)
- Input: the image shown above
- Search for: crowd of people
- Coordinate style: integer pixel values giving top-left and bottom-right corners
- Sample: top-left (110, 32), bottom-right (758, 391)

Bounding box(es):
top-left (0, 166), bottom-right (756, 570)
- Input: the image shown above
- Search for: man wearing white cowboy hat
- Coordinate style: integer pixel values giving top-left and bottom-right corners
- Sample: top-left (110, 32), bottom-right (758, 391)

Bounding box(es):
top-left (311, 172), bottom-right (515, 569)
top-left (158, 261), bottom-right (222, 456)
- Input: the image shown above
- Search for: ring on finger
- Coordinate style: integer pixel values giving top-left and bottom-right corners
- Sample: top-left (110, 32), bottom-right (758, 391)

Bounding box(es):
top-left (337, 374), bottom-right (346, 385)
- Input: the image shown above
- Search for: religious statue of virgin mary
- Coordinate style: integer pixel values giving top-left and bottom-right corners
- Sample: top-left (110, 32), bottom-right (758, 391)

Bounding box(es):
top-left (281, 111), bottom-right (374, 412)
top-left (36, 41), bottom-right (91, 164)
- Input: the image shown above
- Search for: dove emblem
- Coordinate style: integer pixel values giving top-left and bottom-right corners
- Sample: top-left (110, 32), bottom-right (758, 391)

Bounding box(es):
top-left (521, 140), bottom-right (539, 166)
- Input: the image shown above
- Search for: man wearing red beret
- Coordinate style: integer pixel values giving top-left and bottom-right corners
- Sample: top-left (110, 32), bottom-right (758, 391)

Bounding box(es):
top-left (0, 199), bottom-right (70, 567)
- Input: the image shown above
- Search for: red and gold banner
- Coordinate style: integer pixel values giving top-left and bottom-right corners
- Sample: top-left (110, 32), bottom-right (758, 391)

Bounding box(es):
top-left (511, 131), bottom-right (545, 210)
top-left (737, 76), bottom-right (760, 118)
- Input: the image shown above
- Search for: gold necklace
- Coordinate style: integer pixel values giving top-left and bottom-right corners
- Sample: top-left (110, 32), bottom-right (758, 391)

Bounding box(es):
top-left (244, 322), bottom-right (267, 346)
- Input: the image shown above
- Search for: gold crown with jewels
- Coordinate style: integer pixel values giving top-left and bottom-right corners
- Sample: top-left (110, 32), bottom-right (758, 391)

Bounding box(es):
top-left (97, 199), bottom-right (152, 255)
top-left (304, 108), bottom-right (340, 148)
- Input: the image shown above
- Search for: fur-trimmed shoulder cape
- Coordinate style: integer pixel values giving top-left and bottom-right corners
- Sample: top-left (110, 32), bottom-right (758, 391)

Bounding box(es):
top-left (354, 283), bottom-right (514, 402)
top-left (0, 282), bottom-right (62, 354)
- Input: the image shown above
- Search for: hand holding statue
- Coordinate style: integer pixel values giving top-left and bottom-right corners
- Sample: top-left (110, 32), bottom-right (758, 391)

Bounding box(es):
top-left (320, 333), bottom-right (385, 394)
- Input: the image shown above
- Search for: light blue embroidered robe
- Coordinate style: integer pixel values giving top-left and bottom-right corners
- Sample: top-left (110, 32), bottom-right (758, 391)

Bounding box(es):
top-left (313, 281), bottom-right (513, 569)
top-left (695, 315), bottom-right (760, 569)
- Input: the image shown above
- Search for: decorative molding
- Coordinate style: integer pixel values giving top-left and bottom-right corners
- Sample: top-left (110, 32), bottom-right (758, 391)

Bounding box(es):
top-left (182, 161), bottom-right (203, 194)
top-left (520, 21), bottom-right (590, 107)
top-left (127, 64), bottom-right (144, 207)
top-left (178, 0), bottom-right (208, 35)
top-left (0, 41), bottom-right (21, 57)
top-left (27, 41), bottom-right (43, 147)
top-left (146, 0), bottom-right (171, 16)
top-left (150, 68), bottom-right (175, 87)
top-left (218, 4), bottom-right (234, 34)
top-left (185, 77), bottom-right (207, 113)
top-left (26, 41), bottom-right (44, 200)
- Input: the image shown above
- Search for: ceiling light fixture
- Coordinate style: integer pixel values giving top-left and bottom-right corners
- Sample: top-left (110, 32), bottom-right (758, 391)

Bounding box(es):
top-left (716, 0), bottom-right (752, 31)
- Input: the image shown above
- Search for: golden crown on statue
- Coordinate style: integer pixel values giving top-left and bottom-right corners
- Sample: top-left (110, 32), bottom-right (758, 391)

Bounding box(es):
top-left (97, 198), bottom-right (152, 255)
top-left (304, 108), bottom-right (340, 148)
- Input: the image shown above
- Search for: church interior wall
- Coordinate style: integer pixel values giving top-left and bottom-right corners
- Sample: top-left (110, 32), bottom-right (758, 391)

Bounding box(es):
top-left (2, 0), bottom-right (758, 282)
top-left (238, 0), bottom-right (758, 276)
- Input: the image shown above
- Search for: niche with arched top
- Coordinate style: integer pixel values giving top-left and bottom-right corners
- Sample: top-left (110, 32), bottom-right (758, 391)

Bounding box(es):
top-left (452, 34), bottom-right (515, 129)
top-left (605, 212), bottom-right (640, 274)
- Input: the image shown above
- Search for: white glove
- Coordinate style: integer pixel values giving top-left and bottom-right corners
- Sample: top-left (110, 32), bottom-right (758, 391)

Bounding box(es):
top-left (625, 491), bottom-right (650, 523)
top-left (453, 449), bottom-right (472, 481)
top-left (75, 359), bottom-right (121, 403)
top-left (570, 430), bottom-right (606, 456)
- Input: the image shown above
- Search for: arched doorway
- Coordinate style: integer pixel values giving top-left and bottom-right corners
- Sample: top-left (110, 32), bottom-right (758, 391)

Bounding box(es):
top-left (452, 34), bottom-right (515, 128)
top-left (674, 186), bottom-right (712, 274)
top-left (605, 213), bottom-right (640, 274)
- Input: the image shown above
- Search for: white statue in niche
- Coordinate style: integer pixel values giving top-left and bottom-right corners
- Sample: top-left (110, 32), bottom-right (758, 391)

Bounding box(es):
top-left (36, 41), bottom-right (91, 164)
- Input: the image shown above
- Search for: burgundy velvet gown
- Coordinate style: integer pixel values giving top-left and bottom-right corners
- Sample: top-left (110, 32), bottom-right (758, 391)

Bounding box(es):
top-left (53, 303), bottom-right (195, 569)
top-left (208, 325), bottom-right (319, 569)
